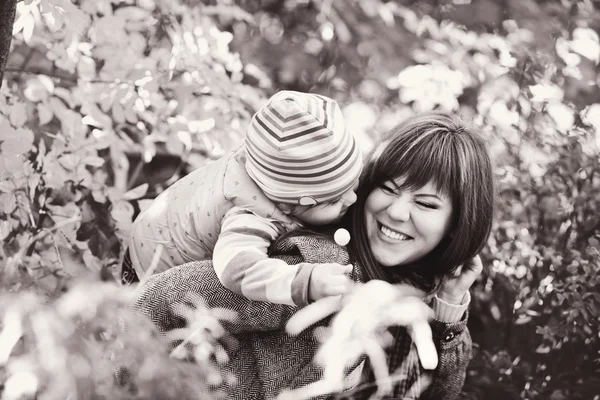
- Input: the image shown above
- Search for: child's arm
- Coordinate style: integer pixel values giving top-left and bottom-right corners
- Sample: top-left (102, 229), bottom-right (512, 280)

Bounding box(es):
top-left (213, 207), bottom-right (315, 307)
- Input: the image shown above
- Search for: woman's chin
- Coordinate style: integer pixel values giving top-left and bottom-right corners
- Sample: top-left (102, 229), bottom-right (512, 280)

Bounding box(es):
top-left (371, 235), bottom-right (421, 267)
top-left (372, 244), bottom-right (407, 267)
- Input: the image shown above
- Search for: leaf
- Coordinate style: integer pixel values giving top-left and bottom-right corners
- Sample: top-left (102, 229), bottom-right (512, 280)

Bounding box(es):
top-left (90, 129), bottom-right (115, 150)
top-left (46, 203), bottom-right (81, 247)
top-left (110, 200), bottom-right (134, 241)
top-left (581, 103), bottom-right (600, 133)
top-left (52, 87), bottom-right (75, 109)
top-left (77, 56), bottom-right (97, 81)
top-left (0, 220), bottom-right (11, 240)
top-left (176, 130), bottom-right (192, 150)
top-left (111, 103), bottom-right (125, 124)
top-left (0, 192), bottom-right (17, 214)
top-left (515, 315), bottom-right (532, 325)
top-left (13, 8), bottom-right (35, 44)
top-left (91, 189), bottom-right (106, 203)
top-left (24, 79), bottom-right (50, 103)
top-left (22, 12), bottom-right (35, 44)
top-left (81, 101), bottom-right (111, 129)
top-left (570, 27), bottom-right (600, 64)
top-left (114, 6), bottom-right (150, 21)
top-left (37, 103), bottom-right (54, 125)
top-left (48, 96), bottom-right (68, 119)
top-left (59, 109), bottom-right (88, 138)
top-left (0, 117), bottom-right (16, 140)
top-left (123, 183), bottom-right (149, 200)
top-left (547, 102), bottom-right (574, 133)
top-left (1, 129), bottom-right (35, 155)
top-left (42, 4), bottom-right (66, 33)
top-left (58, 154), bottom-right (79, 170)
top-left (9, 103), bottom-right (28, 127)
top-left (51, 0), bottom-right (91, 35)
top-left (536, 344), bottom-right (551, 354)
top-left (138, 0), bottom-right (155, 9)
top-left (110, 200), bottom-right (134, 224)
top-left (124, 107), bottom-right (138, 124)
top-left (0, 155), bottom-right (26, 181)
top-left (166, 135), bottom-right (185, 155)
top-left (529, 83), bottom-right (563, 103)
top-left (82, 155), bottom-right (105, 167)
top-left (28, 172), bottom-right (41, 204)
top-left (50, 245), bottom-right (80, 275)
top-left (189, 118), bottom-right (216, 134)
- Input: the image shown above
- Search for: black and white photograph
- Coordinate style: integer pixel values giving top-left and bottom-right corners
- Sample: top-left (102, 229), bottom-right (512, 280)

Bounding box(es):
top-left (0, 0), bottom-right (599, 399)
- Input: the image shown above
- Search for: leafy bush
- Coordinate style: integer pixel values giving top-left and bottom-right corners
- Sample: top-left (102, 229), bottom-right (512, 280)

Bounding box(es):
top-left (1, 0), bottom-right (600, 399)
top-left (2, 0), bottom-right (264, 398)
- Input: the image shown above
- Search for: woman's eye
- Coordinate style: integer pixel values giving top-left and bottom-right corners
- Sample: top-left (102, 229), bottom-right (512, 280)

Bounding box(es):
top-left (417, 202), bottom-right (437, 209)
top-left (380, 184), bottom-right (396, 195)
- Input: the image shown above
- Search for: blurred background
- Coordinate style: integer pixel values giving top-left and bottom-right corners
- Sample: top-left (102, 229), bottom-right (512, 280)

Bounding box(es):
top-left (1, 0), bottom-right (599, 399)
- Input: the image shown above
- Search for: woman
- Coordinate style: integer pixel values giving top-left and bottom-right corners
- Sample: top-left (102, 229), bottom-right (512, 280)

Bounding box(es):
top-left (132, 111), bottom-right (494, 399)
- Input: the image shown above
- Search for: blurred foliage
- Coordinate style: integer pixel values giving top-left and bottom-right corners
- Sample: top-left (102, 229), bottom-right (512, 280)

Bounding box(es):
top-left (0, 282), bottom-right (230, 399)
top-left (1, 0), bottom-right (600, 398)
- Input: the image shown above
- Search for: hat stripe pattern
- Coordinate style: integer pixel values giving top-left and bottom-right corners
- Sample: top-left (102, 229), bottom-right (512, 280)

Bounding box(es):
top-left (246, 136), bottom-right (357, 179)
top-left (252, 114), bottom-right (333, 148)
top-left (245, 133), bottom-right (353, 169)
top-left (245, 90), bottom-right (363, 204)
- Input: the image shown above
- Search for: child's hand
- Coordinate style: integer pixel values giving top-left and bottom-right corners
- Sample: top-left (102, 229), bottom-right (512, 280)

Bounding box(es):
top-left (308, 263), bottom-right (353, 302)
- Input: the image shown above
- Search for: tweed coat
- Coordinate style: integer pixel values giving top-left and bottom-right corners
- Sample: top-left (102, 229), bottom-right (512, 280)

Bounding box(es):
top-left (132, 234), bottom-right (472, 399)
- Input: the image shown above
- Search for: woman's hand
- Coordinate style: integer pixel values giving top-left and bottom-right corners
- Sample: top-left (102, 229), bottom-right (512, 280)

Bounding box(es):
top-left (438, 255), bottom-right (483, 305)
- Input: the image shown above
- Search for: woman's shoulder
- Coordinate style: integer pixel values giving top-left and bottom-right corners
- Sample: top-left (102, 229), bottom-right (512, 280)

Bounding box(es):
top-left (270, 229), bottom-right (364, 281)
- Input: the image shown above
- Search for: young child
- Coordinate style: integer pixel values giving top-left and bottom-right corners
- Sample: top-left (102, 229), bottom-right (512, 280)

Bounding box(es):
top-left (127, 91), bottom-right (362, 306)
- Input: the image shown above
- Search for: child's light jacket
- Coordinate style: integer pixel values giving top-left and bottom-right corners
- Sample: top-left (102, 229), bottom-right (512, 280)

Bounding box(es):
top-left (129, 146), bottom-right (296, 279)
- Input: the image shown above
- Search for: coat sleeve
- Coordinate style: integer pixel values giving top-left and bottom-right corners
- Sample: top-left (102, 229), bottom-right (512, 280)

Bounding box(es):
top-left (419, 316), bottom-right (472, 400)
top-left (132, 260), bottom-right (304, 335)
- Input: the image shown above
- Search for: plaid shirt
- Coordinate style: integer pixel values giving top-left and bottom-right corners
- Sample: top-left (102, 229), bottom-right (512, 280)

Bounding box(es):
top-left (133, 234), bottom-right (471, 399)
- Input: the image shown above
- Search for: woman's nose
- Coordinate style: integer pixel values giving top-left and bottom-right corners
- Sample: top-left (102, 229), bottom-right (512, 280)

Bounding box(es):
top-left (387, 196), bottom-right (411, 221)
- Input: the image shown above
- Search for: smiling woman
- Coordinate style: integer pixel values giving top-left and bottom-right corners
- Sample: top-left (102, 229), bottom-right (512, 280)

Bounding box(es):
top-left (349, 111), bottom-right (495, 292)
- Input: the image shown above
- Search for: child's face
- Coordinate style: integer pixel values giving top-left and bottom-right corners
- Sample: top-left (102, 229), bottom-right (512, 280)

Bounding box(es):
top-left (292, 181), bottom-right (359, 226)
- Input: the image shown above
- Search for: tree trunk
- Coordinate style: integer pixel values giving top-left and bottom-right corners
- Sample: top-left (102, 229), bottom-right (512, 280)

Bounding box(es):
top-left (0, 0), bottom-right (17, 88)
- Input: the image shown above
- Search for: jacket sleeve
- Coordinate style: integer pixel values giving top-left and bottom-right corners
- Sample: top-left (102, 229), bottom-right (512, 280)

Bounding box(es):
top-left (213, 207), bottom-right (316, 307)
top-left (419, 314), bottom-right (472, 400)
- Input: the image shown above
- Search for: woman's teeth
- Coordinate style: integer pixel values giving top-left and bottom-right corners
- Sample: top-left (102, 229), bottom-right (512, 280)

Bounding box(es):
top-left (380, 225), bottom-right (411, 241)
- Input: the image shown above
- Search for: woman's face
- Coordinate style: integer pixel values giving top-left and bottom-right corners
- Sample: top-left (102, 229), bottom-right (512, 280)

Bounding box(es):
top-left (364, 177), bottom-right (454, 267)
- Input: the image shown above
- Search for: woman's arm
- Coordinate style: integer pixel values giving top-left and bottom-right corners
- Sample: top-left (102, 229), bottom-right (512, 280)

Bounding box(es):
top-left (419, 257), bottom-right (481, 399)
top-left (420, 315), bottom-right (472, 400)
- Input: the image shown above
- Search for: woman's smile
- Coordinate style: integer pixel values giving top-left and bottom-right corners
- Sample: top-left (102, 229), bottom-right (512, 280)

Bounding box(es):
top-left (378, 222), bottom-right (414, 242)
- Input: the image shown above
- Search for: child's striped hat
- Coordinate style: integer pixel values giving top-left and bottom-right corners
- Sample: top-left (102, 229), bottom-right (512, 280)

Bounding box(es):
top-left (245, 90), bottom-right (362, 205)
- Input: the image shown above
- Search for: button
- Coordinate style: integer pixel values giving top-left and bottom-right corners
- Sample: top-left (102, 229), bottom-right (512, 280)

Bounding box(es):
top-left (444, 332), bottom-right (456, 342)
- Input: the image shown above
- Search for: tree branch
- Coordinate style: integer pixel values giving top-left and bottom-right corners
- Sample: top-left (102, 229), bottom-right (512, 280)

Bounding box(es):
top-left (0, 0), bottom-right (18, 88)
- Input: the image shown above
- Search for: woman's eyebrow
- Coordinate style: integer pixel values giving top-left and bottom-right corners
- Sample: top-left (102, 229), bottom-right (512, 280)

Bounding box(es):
top-left (416, 193), bottom-right (443, 201)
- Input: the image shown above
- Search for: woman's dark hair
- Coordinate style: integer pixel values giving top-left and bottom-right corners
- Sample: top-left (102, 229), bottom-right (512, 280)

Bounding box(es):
top-left (345, 111), bottom-right (495, 292)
